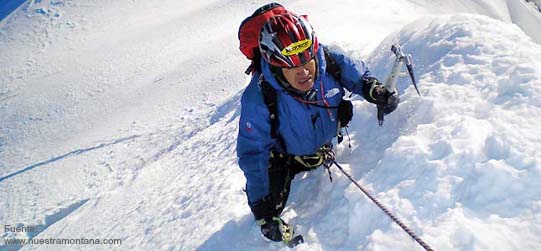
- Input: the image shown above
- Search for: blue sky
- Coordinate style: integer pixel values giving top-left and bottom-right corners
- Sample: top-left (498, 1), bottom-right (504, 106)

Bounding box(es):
top-left (0, 0), bottom-right (27, 21)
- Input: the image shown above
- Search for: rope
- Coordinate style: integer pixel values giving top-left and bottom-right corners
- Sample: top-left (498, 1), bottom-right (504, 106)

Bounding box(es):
top-left (331, 160), bottom-right (435, 251)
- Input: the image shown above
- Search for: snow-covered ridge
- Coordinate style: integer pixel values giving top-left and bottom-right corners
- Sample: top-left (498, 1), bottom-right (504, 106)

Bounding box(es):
top-left (507, 0), bottom-right (541, 43)
top-left (525, 0), bottom-right (541, 12)
top-left (357, 14), bottom-right (541, 250)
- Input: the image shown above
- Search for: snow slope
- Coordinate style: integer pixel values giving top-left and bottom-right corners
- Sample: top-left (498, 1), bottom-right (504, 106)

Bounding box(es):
top-left (1, 1), bottom-right (541, 251)
top-left (359, 14), bottom-right (541, 250)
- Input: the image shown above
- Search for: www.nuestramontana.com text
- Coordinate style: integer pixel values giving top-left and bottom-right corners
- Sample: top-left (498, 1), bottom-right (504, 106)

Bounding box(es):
top-left (4, 237), bottom-right (122, 246)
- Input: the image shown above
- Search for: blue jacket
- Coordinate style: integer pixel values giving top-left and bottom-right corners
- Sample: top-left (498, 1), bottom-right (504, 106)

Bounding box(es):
top-left (237, 44), bottom-right (372, 208)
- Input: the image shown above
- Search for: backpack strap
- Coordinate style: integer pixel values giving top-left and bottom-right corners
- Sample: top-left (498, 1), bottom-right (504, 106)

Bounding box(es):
top-left (323, 47), bottom-right (341, 82)
top-left (258, 48), bottom-right (348, 150)
top-left (259, 76), bottom-right (280, 140)
top-left (323, 47), bottom-right (353, 145)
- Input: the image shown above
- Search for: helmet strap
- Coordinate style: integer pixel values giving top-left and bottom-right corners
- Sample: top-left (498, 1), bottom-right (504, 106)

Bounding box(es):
top-left (270, 57), bottom-right (319, 98)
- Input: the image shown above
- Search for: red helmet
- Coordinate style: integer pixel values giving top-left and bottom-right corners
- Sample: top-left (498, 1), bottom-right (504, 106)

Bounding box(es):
top-left (259, 14), bottom-right (319, 68)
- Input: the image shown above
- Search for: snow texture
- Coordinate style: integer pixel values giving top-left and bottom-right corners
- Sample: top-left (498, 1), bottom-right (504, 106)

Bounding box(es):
top-left (1, 1), bottom-right (541, 251)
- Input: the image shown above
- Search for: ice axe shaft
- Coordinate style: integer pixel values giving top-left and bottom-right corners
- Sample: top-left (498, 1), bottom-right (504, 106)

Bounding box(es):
top-left (383, 44), bottom-right (405, 94)
top-left (386, 44), bottom-right (420, 96)
top-left (378, 44), bottom-right (421, 125)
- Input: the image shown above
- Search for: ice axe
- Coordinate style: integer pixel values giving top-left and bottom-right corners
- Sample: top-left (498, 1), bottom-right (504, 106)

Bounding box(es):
top-left (378, 43), bottom-right (421, 125)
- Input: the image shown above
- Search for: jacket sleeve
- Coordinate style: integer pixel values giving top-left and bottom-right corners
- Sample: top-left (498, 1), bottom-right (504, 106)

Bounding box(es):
top-left (236, 76), bottom-right (276, 214)
top-left (324, 45), bottom-right (374, 97)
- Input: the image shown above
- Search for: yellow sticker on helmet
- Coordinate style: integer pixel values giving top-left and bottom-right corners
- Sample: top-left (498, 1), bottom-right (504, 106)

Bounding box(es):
top-left (281, 39), bottom-right (312, 56)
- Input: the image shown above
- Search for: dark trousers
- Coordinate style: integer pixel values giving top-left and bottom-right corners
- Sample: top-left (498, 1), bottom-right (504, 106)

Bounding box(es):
top-left (268, 153), bottom-right (315, 216)
top-left (251, 152), bottom-right (321, 220)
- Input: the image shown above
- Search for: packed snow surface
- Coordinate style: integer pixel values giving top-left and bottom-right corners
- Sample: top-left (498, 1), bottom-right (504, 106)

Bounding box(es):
top-left (1, 1), bottom-right (540, 251)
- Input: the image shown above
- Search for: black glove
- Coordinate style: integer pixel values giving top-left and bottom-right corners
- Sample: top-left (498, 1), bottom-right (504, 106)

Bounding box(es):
top-left (361, 77), bottom-right (399, 115)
